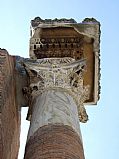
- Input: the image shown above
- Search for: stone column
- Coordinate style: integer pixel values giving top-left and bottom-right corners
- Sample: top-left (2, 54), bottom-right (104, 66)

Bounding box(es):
top-left (23, 57), bottom-right (89, 159)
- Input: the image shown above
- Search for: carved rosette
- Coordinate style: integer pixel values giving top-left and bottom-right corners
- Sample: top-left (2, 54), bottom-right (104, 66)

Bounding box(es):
top-left (23, 57), bottom-right (90, 123)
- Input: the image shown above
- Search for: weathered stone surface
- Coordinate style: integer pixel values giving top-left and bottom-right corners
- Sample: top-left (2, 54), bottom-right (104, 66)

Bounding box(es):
top-left (15, 56), bottom-right (28, 107)
top-left (31, 17), bottom-right (77, 27)
top-left (0, 49), bottom-right (21, 159)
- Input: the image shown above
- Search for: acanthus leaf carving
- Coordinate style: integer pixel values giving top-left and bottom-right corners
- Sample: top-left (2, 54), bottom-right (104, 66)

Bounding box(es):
top-left (23, 57), bottom-right (90, 123)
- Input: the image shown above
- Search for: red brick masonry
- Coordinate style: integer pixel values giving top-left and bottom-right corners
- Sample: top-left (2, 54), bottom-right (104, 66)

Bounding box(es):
top-left (24, 124), bottom-right (85, 159)
top-left (0, 50), bottom-right (20, 159)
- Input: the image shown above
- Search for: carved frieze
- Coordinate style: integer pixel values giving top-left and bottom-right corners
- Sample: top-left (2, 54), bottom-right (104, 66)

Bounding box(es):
top-left (31, 36), bottom-right (84, 59)
top-left (23, 57), bottom-right (90, 123)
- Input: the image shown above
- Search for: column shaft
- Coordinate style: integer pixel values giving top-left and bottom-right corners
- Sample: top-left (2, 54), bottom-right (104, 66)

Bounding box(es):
top-left (24, 89), bottom-right (85, 159)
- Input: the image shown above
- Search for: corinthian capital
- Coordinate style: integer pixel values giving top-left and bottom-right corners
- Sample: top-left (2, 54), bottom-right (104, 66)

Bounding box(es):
top-left (23, 57), bottom-right (90, 123)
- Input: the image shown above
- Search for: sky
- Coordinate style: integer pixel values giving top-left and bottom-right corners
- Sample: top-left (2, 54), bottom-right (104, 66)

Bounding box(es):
top-left (0, 0), bottom-right (119, 159)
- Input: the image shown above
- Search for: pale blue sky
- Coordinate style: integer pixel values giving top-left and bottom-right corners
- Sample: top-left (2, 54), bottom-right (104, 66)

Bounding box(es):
top-left (0, 0), bottom-right (119, 159)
